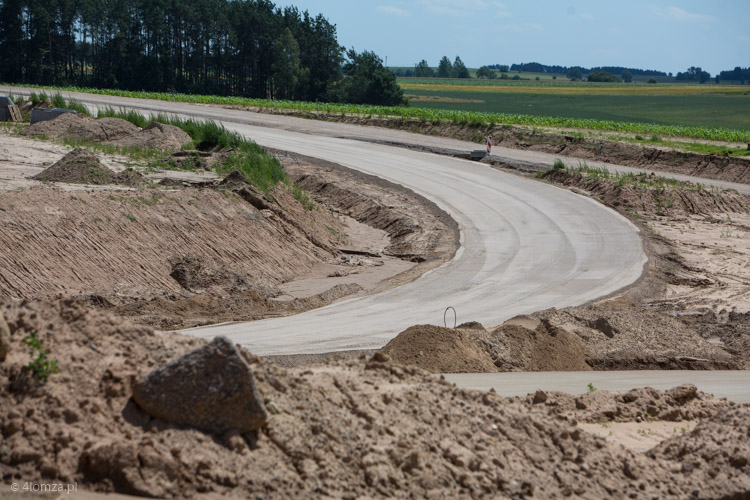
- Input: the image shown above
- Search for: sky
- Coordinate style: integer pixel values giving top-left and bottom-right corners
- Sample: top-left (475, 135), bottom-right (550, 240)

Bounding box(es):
top-left (275, 0), bottom-right (749, 75)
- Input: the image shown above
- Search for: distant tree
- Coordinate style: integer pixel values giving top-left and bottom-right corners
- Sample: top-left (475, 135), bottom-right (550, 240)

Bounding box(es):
top-left (621, 70), bottom-right (633, 83)
top-left (567, 67), bottom-right (583, 81)
top-left (552, 75), bottom-right (557, 80)
top-left (437, 56), bottom-right (453, 78)
top-left (715, 75), bottom-right (720, 84)
top-left (454, 56), bottom-right (470, 78)
top-left (327, 49), bottom-right (405, 106)
top-left (272, 28), bottom-right (305, 100)
top-left (476, 66), bottom-right (496, 79)
top-left (499, 73), bottom-right (509, 80)
top-left (588, 71), bottom-right (622, 83)
top-left (414, 60), bottom-right (433, 77)
top-left (647, 78), bottom-right (657, 84)
top-left (499, 65), bottom-right (509, 73)
top-left (676, 66), bottom-right (710, 83)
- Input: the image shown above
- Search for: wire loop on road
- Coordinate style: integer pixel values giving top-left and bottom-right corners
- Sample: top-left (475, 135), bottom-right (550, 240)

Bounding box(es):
top-left (444, 306), bottom-right (457, 329)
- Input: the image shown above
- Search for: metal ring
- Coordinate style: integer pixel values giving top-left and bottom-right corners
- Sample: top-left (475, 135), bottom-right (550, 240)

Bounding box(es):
top-left (444, 306), bottom-right (457, 329)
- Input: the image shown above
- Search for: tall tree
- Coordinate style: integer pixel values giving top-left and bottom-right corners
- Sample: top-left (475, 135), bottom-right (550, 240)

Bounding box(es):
top-left (437, 56), bottom-right (453, 78)
top-left (414, 59), bottom-right (433, 77)
top-left (453, 56), bottom-right (469, 78)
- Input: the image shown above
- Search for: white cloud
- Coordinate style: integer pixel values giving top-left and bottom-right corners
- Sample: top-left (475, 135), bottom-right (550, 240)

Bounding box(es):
top-left (649, 5), bottom-right (717, 23)
top-left (377, 5), bottom-right (410, 17)
top-left (580, 13), bottom-right (595, 21)
top-left (417, 0), bottom-right (510, 18)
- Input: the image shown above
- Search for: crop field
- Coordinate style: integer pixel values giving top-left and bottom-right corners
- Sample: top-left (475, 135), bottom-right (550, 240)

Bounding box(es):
top-left (400, 79), bottom-right (750, 131)
top-left (7, 83), bottom-right (750, 143)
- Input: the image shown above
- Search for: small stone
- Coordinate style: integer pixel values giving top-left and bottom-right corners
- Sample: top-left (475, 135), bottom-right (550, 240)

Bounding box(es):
top-left (667, 384), bottom-right (698, 401)
top-left (371, 352), bottom-right (390, 363)
top-left (532, 390), bottom-right (548, 404)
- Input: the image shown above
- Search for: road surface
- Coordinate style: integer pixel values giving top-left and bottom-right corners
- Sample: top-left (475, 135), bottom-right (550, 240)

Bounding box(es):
top-left (3, 87), bottom-right (652, 355)
top-left (183, 124), bottom-right (647, 354)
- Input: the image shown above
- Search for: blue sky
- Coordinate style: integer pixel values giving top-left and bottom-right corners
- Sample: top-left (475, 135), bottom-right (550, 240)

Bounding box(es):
top-left (276, 1), bottom-right (749, 75)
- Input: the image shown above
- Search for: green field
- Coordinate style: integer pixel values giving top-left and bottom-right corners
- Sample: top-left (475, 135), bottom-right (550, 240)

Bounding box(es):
top-left (399, 78), bottom-right (750, 131)
top-left (7, 83), bottom-right (750, 143)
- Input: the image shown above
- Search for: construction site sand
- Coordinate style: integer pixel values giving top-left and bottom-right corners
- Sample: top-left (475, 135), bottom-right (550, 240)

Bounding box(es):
top-left (1, 298), bottom-right (748, 499)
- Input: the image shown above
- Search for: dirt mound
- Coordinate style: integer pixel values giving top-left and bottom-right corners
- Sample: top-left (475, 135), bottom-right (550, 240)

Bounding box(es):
top-left (32, 148), bottom-right (144, 186)
top-left (2, 298), bottom-right (749, 499)
top-left (522, 384), bottom-right (736, 424)
top-left (651, 406), bottom-right (750, 498)
top-left (480, 318), bottom-right (593, 371)
top-left (537, 304), bottom-right (738, 370)
top-left (65, 116), bottom-right (140, 142)
top-left (169, 255), bottom-right (253, 293)
top-left (23, 112), bottom-right (91, 139)
top-left (542, 168), bottom-right (750, 217)
top-left (110, 121), bottom-right (192, 152)
top-left (380, 325), bottom-right (497, 373)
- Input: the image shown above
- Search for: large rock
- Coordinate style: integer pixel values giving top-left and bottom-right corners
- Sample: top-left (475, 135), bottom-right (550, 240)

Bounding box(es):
top-left (0, 313), bottom-right (10, 361)
top-left (132, 336), bottom-right (267, 434)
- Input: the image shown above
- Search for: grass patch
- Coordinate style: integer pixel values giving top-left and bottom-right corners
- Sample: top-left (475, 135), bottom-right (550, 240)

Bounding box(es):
top-left (97, 107), bottom-right (287, 191)
top-left (51, 93), bottom-right (91, 116)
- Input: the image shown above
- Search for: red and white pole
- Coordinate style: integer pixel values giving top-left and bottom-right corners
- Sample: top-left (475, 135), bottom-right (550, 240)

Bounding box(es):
top-left (486, 135), bottom-right (492, 154)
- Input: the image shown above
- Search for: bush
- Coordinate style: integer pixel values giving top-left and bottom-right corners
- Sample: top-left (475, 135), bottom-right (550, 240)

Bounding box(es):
top-left (587, 72), bottom-right (622, 83)
top-left (23, 331), bottom-right (58, 382)
top-left (648, 78), bottom-right (657, 84)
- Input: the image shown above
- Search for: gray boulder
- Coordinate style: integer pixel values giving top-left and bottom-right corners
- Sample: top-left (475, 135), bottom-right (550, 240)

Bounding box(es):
top-left (132, 336), bottom-right (267, 434)
top-left (0, 313), bottom-right (10, 361)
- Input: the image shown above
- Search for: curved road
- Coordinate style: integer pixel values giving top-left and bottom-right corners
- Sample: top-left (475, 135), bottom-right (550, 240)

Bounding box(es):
top-left (3, 87), bottom-right (649, 355)
top-left (186, 124), bottom-right (647, 354)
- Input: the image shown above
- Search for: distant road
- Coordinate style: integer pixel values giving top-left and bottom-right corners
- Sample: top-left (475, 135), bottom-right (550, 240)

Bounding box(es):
top-left (2, 86), bottom-right (651, 355)
top-left (3, 85), bottom-right (748, 196)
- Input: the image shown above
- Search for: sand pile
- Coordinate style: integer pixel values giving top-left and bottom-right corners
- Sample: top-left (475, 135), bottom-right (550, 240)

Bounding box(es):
top-left (66, 117), bottom-right (140, 142)
top-left (651, 406), bottom-right (750, 498)
top-left (32, 148), bottom-right (144, 187)
top-left (521, 384), bottom-right (735, 424)
top-left (24, 114), bottom-right (191, 153)
top-left (380, 319), bottom-right (593, 373)
top-left (2, 299), bottom-right (748, 499)
top-left (380, 324), bottom-right (497, 373)
top-left (110, 122), bottom-right (191, 152)
top-left (2, 299), bottom-right (750, 498)
top-left (481, 317), bottom-right (593, 371)
top-left (23, 112), bottom-right (91, 139)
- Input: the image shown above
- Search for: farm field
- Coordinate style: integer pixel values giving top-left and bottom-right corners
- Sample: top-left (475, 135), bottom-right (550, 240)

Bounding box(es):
top-left (400, 80), bottom-right (750, 130)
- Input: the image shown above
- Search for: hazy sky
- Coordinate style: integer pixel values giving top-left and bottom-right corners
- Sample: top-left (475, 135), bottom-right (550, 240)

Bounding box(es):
top-left (276, 0), bottom-right (749, 75)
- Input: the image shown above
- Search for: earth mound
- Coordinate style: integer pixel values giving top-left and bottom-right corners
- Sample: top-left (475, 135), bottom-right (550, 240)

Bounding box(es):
top-left (65, 117), bottom-right (140, 142)
top-left (32, 148), bottom-right (144, 187)
top-left (651, 406), bottom-right (750, 498)
top-left (110, 121), bottom-right (191, 152)
top-left (23, 112), bottom-right (91, 139)
top-left (481, 319), bottom-right (593, 371)
top-left (1, 298), bottom-right (748, 499)
top-left (380, 324), bottom-right (497, 373)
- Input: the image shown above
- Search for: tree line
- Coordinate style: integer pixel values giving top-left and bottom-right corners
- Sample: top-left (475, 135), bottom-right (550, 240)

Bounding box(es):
top-left (0, 0), bottom-right (404, 105)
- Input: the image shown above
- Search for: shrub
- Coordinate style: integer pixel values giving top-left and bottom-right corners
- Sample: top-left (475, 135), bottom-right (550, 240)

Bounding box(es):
top-left (23, 331), bottom-right (59, 382)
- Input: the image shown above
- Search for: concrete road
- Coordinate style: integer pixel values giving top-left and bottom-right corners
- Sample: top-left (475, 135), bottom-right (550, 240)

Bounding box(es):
top-left (445, 371), bottom-right (750, 403)
top-left (1, 87), bottom-right (651, 355)
top-left (182, 125), bottom-right (647, 354)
